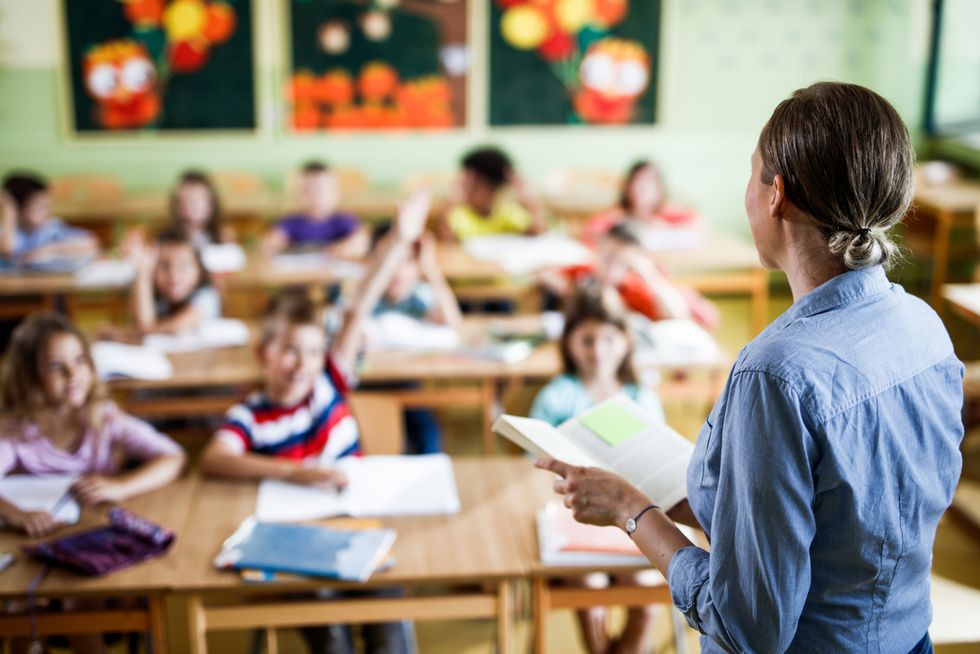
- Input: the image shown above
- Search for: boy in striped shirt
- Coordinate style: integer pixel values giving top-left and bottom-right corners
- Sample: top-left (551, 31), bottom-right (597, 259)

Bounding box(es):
top-left (200, 190), bottom-right (433, 654)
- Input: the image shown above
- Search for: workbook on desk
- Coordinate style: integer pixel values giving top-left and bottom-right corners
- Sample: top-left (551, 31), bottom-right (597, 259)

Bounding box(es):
top-left (142, 318), bottom-right (250, 353)
top-left (214, 517), bottom-right (396, 582)
top-left (493, 396), bottom-right (693, 510)
top-left (0, 475), bottom-right (81, 526)
top-left (255, 454), bottom-right (461, 522)
top-left (90, 341), bottom-right (173, 380)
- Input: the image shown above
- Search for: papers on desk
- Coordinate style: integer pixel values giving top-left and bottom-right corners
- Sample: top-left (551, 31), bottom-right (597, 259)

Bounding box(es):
top-left (255, 454), bottom-right (461, 522)
top-left (463, 234), bottom-right (592, 275)
top-left (91, 341), bottom-right (174, 380)
top-left (272, 252), bottom-right (365, 280)
top-left (364, 313), bottom-right (459, 351)
top-left (74, 259), bottom-right (135, 287)
top-left (0, 475), bottom-right (80, 526)
top-left (494, 396), bottom-right (693, 510)
top-left (201, 243), bottom-right (246, 273)
top-left (629, 316), bottom-right (722, 367)
top-left (537, 501), bottom-right (650, 567)
top-left (215, 517), bottom-right (396, 582)
top-left (142, 318), bottom-right (250, 353)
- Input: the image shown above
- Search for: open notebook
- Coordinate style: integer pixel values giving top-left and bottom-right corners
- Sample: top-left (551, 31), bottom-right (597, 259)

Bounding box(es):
top-left (0, 474), bottom-right (81, 526)
top-left (142, 318), bottom-right (251, 353)
top-left (255, 454), bottom-right (461, 522)
top-left (215, 517), bottom-right (396, 582)
top-left (493, 395), bottom-right (694, 510)
top-left (91, 341), bottom-right (173, 381)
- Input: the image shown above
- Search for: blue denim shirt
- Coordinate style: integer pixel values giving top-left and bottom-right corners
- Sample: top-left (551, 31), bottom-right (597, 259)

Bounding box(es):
top-left (668, 266), bottom-right (964, 653)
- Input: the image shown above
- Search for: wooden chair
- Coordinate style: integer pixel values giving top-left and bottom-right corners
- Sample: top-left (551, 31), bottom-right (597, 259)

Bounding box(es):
top-left (540, 168), bottom-right (620, 234)
top-left (348, 392), bottom-right (405, 455)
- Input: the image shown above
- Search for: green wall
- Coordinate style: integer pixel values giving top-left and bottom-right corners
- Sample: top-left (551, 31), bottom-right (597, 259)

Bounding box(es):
top-left (0, 0), bottom-right (932, 236)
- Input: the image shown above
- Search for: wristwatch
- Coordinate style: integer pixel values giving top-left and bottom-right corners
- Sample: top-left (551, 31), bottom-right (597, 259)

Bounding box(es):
top-left (625, 504), bottom-right (659, 538)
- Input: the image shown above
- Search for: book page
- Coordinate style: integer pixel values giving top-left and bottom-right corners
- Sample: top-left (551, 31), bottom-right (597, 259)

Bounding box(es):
top-left (0, 475), bottom-right (81, 525)
top-left (254, 479), bottom-right (348, 522)
top-left (493, 415), bottom-right (598, 468)
top-left (90, 342), bottom-right (173, 381)
top-left (559, 397), bottom-right (693, 509)
top-left (339, 454), bottom-right (461, 517)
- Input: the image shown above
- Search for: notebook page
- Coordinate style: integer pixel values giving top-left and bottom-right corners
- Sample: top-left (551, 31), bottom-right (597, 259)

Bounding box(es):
top-left (339, 454), bottom-right (461, 517)
top-left (254, 479), bottom-right (349, 522)
top-left (558, 396), bottom-right (693, 509)
top-left (0, 475), bottom-right (81, 525)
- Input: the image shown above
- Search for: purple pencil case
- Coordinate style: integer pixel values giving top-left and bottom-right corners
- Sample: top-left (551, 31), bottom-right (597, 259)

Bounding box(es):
top-left (23, 507), bottom-right (175, 576)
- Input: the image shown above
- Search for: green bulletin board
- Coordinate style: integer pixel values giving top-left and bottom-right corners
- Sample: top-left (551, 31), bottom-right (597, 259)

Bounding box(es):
top-left (489, 0), bottom-right (660, 126)
top-left (62, 0), bottom-right (256, 133)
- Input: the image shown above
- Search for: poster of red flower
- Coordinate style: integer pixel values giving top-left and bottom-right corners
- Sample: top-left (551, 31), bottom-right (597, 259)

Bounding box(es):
top-left (63, 0), bottom-right (256, 133)
top-left (286, 0), bottom-right (468, 131)
top-left (490, 0), bottom-right (660, 126)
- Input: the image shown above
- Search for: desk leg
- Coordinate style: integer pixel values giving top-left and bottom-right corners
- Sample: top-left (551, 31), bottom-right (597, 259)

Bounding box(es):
top-left (930, 210), bottom-right (953, 309)
top-left (750, 268), bottom-right (769, 337)
top-left (532, 578), bottom-right (549, 654)
top-left (148, 595), bottom-right (168, 654)
top-left (186, 595), bottom-right (207, 654)
top-left (497, 580), bottom-right (514, 654)
top-left (265, 628), bottom-right (279, 654)
top-left (482, 379), bottom-right (496, 454)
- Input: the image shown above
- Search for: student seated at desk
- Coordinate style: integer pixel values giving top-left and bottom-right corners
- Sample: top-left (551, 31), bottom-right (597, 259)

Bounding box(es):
top-left (200, 190), bottom-right (433, 654)
top-left (167, 170), bottom-right (235, 246)
top-left (530, 288), bottom-right (663, 654)
top-left (364, 223), bottom-right (462, 454)
top-left (582, 160), bottom-right (700, 246)
top-left (125, 226), bottom-right (222, 336)
top-left (0, 313), bottom-right (185, 654)
top-left (539, 221), bottom-right (719, 329)
top-left (262, 160), bottom-right (369, 259)
top-left (0, 173), bottom-right (98, 265)
top-left (436, 146), bottom-right (547, 241)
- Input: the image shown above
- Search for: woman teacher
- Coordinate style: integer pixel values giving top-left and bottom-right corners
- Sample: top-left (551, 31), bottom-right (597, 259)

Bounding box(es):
top-left (539, 82), bottom-right (964, 654)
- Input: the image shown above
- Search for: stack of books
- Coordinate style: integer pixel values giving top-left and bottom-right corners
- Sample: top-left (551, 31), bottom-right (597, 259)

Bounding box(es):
top-left (537, 501), bottom-right (650, 567)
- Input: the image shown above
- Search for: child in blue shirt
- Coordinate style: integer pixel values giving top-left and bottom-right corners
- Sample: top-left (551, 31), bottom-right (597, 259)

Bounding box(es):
top-left (530, 286), bottom-right (664, 654)
top-left (1, 173), bottom-right (98, 265)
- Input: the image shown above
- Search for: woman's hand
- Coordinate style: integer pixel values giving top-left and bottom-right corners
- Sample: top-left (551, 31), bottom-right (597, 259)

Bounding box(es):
top-left (72, 475), bottom-right (130, 506)
top-left (535, 458), bottom-right (650, 529)
top-left (8, 509), bottom-right (62, 538)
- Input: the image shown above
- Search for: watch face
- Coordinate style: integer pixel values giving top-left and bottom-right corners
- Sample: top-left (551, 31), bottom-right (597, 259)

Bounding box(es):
top-left (626, 517), bottom-right (636, 533)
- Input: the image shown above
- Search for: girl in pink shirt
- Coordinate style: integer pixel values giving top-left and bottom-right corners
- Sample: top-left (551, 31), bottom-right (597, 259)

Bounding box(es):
top-left (0, 313), bottom-right (185, 538)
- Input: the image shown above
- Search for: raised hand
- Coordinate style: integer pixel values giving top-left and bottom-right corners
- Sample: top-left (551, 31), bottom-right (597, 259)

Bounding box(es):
top-left (396, 188), bottom-right (433, 244)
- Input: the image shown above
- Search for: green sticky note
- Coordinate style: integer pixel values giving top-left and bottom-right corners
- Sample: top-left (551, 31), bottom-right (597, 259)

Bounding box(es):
top-left (579, 403), bottom-right (648, 447)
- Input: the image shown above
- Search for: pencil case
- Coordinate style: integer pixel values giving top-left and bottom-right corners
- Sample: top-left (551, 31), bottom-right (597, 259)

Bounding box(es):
top-left (23, 507), bottom-right (175, 576)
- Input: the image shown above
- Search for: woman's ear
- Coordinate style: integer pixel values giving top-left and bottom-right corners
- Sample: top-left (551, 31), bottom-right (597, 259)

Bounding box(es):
top-left (769, 173), bottom-right (788, 219)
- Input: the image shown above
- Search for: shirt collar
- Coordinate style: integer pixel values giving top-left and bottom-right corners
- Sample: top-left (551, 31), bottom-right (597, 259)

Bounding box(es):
top-left (776, 266), bottom-right (892, 327)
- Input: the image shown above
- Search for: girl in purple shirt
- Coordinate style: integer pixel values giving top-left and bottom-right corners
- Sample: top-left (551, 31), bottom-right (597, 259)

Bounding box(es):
top-left (0, 313), bottom-right (185, 538)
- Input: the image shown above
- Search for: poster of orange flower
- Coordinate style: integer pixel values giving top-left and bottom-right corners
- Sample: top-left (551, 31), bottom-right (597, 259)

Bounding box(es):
top-left (286, 0), bottom-right (468, 131)
top-left (490, 0), bottom-right (660, 126)
top-left (62, 0), bottom-right (256, 132)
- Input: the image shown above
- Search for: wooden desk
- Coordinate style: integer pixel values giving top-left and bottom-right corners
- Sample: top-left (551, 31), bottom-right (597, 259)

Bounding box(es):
top-left (911, 180), bottom-right (980, 308)
top-left (438, 233), bottom-right (770, 335)
top-left (496, 455), bottom-right (690, 654)
top-left (943, 284), bottom-right (980, 327)
top-left (172, 458), bottom-right (530, 654)
top-left (0, 477), bottom-right (198, 649)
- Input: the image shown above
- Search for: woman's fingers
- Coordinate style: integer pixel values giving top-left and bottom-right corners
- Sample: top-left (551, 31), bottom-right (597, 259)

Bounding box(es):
top-left (534, 457), bottom-right (572, 478)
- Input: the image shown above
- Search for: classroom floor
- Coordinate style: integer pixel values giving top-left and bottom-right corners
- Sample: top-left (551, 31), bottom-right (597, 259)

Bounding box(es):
top-left (72, 287), bottom-right (980, 654)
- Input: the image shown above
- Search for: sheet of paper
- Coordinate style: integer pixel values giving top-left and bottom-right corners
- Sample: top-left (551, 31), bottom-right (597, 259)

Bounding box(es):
top-left (340, 454), bottom-right (461, 517)
top-left (74, 260), bottom-right (135, 287)
top-left (0, 475), bottom-right (80, 525)
top-left (364, 314), bottom-right (459, 351)
top-left (579, 402), bottom-right (650, 447)
top-left (142, 319), bottom-right (250, 353)
top-left (254, 480), bottom-right (347, 523)
top-left (201, 243), bottom-right (246, 273)
top-left (463, 234), bottom-right (592, 275)
top-left (91, 341), bottom-right (174, 380)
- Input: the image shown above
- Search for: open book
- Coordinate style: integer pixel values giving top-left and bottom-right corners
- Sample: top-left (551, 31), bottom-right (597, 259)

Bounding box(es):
top-left (142, 318), bottom-right (251, 353)
top-left (493, 395), bottom-right (693, 510)
top-left (91, 341), bottom-right (173, 381)
top-left (0, 474), bottom-right (81, 526)
top-left (255, 454), bottom-right (461, 522)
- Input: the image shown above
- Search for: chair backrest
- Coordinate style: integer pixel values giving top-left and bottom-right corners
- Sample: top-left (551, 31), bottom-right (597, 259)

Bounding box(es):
top-left (210, 171), bottom-right (266, 198)
top-left (49, 175), bottom-right (123, 209)
top-left (347, 392), bottom-right (405, 455)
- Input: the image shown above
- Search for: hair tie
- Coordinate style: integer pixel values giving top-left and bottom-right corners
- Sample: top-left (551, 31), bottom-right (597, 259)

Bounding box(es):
top-left (856, 227), bottom-right (872, 237)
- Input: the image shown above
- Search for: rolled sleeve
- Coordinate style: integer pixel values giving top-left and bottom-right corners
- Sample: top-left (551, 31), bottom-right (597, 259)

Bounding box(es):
top-left (670, 371), bottom-right (819, 653)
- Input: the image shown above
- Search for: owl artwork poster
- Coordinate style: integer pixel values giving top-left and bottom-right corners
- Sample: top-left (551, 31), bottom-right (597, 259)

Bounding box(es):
top-left (62, 0), bottom-right (256, 133)
top-left (489, 0), bottom-right (660, 126)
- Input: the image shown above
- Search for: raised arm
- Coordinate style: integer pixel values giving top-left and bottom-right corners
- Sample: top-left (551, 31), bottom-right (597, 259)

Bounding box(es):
top-left (0, 192), bottom-right (17, 258)
top-left (126, 232), bottom-right (159, 332)
top-left (418, 233), bottom-right (462, 328)
top-left (331, 189), bottom-right (433, 376)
